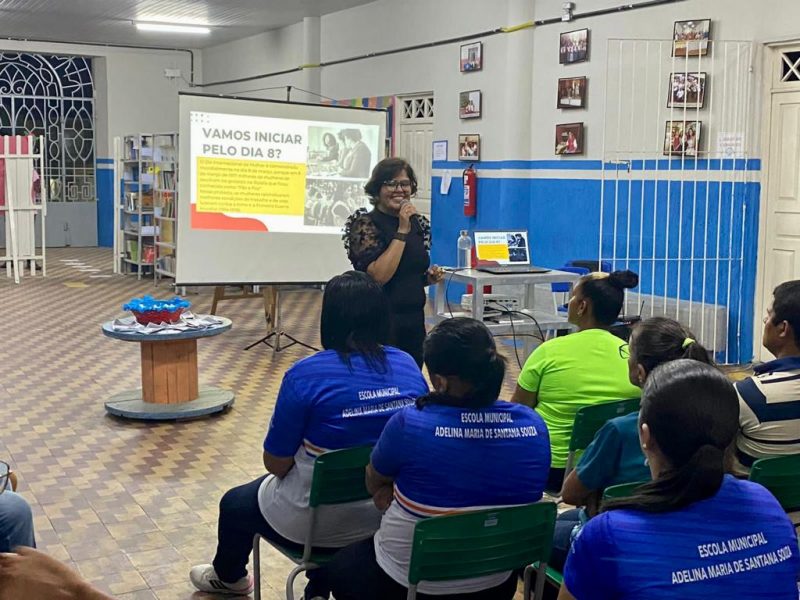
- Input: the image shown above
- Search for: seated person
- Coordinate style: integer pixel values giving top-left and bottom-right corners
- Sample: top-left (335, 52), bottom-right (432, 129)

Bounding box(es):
top-left (0, 463), bottom-right (35, 553)
top-left (190, 271), bottom-right (428, 595)
top-left (560, 360), bottom-right (800, 600)
top-left (316, 317), bottom-right (551, 600)
top-left (735, 280), bottom-right (800, 469)
top-left (553, 317), bottom-right (713, 570)
top-left (511, 270), bottom-right (642, 492)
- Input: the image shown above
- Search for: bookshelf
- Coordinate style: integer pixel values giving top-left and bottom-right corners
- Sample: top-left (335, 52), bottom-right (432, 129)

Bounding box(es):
top-left (152, 133), bottom-right (178, 284)
top-left (113, 133), bottom-right (179, 282)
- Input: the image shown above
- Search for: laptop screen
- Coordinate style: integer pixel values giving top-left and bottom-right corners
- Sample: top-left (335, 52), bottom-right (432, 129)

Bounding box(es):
top-left (473, 230), bottom-right (530, 265)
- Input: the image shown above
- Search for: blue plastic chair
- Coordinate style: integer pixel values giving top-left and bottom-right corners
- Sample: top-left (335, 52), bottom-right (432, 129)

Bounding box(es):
top-left (552, 266), bottom-right (590, 311)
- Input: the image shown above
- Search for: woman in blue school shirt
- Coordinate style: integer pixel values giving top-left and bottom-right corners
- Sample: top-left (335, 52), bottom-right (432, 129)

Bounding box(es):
top-left (560, 360), bottom-right (800, 600)
top-left (315, 317), bottom-right (552, 600)
top-left (552, 317), bottom-right (714, 570)
top-left (189, 271), bottom-right (428, 596)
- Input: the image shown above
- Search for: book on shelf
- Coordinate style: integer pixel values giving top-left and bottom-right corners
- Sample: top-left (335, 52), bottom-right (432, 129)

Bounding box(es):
top-left (142, 245), bottom-right (155, 264)
top-left (126, 240), bottom-right (139, 262)
top-left (156, 170), bottom-right (176, 190)
top-left (159, 220), bottom-right (174, 243)
top-left (157, 255), bottom-right (176, 274)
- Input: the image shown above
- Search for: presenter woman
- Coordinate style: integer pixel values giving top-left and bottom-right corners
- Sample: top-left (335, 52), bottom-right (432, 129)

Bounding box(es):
top-left (344, 158), bottom-right (443, 367)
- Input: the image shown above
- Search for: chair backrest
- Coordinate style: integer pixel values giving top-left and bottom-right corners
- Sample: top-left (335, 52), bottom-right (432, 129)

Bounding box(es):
top-left (308, 446), bottom-right (373, 508)
top-left (551, 266), bottom-right (590, 293)
top-left (569, 398), bottom-right (641, 452)
top-left (748, 454), bottom-right (800, 513)
top-left (407, 502), bottom-right (556, 586)
top-left (603, 480), bottom-right (649, 501)
top-left (567, 259), bottom-right (613, 273)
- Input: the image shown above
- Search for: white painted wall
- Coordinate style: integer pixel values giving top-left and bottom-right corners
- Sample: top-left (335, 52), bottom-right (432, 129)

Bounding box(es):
top-left (201, 0), bottom-right (800, 162)
top-left (0, 39), bottom-right (196, 157)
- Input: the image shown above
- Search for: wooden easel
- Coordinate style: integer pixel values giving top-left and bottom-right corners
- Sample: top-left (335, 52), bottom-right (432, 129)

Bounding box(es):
top-left (210, 285), bottom-right (277, 331)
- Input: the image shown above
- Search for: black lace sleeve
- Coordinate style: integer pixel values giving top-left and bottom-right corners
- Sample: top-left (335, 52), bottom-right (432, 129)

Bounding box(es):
top-left (418, 215), bottom-right (432, 251)
top-left (343, 209), bottom-right (387, 272)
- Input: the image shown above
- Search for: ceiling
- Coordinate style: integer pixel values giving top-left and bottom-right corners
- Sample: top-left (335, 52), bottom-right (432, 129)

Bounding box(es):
top-left (0, 0), bottom-right (377, 49)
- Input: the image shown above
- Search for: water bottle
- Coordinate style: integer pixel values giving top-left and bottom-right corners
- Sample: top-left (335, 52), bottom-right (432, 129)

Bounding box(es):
top-left (457, 230), bottom-right (473, 269)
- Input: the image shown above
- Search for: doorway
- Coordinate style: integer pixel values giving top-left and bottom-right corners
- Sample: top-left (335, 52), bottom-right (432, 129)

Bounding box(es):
top-left (395, 94), bottom-right (434, 217)
top-left (756, 45), bottom-right (800, 361)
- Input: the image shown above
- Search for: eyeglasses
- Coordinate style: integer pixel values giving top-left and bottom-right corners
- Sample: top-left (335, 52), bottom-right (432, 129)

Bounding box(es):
top-left (619, 343), bottom-right (630, 359)
top-left (0, 461), bottom-right (9, 495)
top-left (382, 179), bottom-right (413, 190)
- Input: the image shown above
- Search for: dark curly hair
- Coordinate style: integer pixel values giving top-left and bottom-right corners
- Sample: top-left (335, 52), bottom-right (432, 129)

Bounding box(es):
top-left (363, 158), bottom-right (418, 205)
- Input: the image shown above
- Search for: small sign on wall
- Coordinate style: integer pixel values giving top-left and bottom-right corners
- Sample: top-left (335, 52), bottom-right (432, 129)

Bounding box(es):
top-left (716, 132), bottom-right (745, 157)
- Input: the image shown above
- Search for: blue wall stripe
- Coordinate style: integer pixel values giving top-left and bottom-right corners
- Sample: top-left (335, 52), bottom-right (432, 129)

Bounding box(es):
top-left (96, 157), bottom-right (114, 165)
top-left (432, 158), bottom-right (761, 171)
top-left (96, 169), bottom-right (113, 248)
top-left (430, 174), bottom-right (758, 364)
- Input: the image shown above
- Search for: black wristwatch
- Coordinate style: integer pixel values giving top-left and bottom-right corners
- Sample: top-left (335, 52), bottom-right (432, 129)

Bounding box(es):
top-left (393, 231), bottom-right (408, 242)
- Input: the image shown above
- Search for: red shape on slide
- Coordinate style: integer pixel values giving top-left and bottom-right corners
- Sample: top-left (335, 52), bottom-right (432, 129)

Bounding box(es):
top-left (190, 204), bottom-right (269, 232)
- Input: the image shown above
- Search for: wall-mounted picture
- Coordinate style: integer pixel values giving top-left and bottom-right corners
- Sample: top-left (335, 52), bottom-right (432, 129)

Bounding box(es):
top-left (460, 41), bottom-right (483, 72)
top-left (667, 72), bottom-right (706, 108)
top-left (673, 19), bottom-right (711, 57)
top-left (557, 76), bottom-right (587, 109)
top-left (459, 90), bottom-right (482, 119)
top-left (559, 28), bottom-right (589, 64)
top-left (458, 134), bottom-right (480, 161)
top-left (555, 123), bottom-right (584, 155)
top-left (663, 120), bottom-right (701, 156)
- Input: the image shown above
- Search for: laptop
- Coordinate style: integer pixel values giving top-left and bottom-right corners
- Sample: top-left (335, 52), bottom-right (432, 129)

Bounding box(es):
top-left (473, 230), bottom-right (551, 275)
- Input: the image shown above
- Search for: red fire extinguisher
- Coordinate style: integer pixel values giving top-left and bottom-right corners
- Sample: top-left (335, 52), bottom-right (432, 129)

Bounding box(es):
top-left (463, 164), bottom-right (477, 217)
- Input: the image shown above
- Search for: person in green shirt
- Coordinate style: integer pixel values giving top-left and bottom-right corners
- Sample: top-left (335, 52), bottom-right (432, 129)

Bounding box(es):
top-left (511, 270), bottom-right (641, 492)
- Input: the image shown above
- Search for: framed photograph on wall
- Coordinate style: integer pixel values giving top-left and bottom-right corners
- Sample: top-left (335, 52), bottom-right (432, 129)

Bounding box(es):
top-left (555, 123), bottom-right (584, 155)
top-left (673, 19), bottom-right (711, 57)
top-left (557, 76), bottom-right (587, 109)
top-left (663, 120), bottom-right (701, 156)
top-left (667, 72), bottom-right (706, 108)
top-left (459, 90), bottom-right (482, 119)
top-left (460, 42), bottom-right (483, 72)
top-left (458, 134), bottom-right (480, 161)
top-left (559, 28), bottom-right (589, 64)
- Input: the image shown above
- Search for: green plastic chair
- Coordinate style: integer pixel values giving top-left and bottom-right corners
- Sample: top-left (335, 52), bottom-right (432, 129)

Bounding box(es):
top-left (602, 480), bottom-right (649, 501)
top-left (564, 398), bottom-right (641, 477)
top-left (252, 446), bottom-right (373, 600)
top-left (749, 454), bottom-right (800, 513)
top-left (406, 502), bottom-right (557, 600)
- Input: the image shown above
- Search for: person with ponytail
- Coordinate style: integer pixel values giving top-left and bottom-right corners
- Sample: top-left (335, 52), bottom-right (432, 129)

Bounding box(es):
top-left (512, 270), bottom-right (642, 492)
top-left (316, 318), bottom-right (551, 600)
top-left (550, 317), bottom-right (712, 571)
top-left (559, 360), bottom-right (800, 600)
top-left (190, 271), bottom-right (428, 596)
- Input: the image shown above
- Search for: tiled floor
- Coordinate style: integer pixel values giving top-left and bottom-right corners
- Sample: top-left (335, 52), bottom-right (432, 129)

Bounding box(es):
top-left (1, 248), bottom-right (529, 599)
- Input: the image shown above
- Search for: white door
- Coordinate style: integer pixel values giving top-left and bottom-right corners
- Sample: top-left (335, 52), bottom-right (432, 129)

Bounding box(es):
top-left (757, 47), bottom-right (800, 360)
top-left (395, 94), bottom-right (434, 217)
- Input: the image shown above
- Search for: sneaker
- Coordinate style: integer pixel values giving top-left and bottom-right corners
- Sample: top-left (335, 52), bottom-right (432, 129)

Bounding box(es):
top-left (189, 564), bottom-right (254, 595)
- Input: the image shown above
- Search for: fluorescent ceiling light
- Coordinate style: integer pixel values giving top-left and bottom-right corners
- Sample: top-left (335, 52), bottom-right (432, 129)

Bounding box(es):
top-left (136, 22), bottom-right (211, 34)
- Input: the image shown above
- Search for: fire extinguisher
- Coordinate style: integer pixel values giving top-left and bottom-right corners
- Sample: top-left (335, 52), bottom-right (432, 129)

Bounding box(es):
top-left (463, 164), bottom-right (477, 217)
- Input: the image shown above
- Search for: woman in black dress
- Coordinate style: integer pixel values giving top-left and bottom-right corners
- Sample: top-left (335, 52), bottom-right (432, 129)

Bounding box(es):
top-left (344, 158), bottom-right (443, 366)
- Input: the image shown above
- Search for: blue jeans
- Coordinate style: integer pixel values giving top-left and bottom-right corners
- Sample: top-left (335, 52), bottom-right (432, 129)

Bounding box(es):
top-left (550, 508), bottom-right (581, 572)
top-left (0, 491), bottom-right (36, 552)
top-left (211, 475), bottom-right (337, 595)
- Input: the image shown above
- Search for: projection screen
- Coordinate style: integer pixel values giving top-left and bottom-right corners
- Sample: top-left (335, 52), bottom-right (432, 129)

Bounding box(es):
top-left (176, 92), bottom-right (387, 285)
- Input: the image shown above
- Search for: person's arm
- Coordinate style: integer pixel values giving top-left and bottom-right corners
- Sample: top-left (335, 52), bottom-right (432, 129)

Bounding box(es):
top-left (365, 203), bottom-right (417, 285)
top-left (0, 547), bottom-right (115, 600)
top-left (512, 343), bottom-right (547, 408)
top-left (262, 373), bottom-right (310, 479)
top-left (8, 471), bottom-right (17, 492)
top-left (368, 411), bottom-right (407, 511)
top-left (366, 463), bottom-right (395, 511)
top-left (563, 420), bottom-right (625, 511)
top-left (262, 453), bottom-right (295, 479)
top-left (511, 385), bottom-right (538, 408)
top-left (561, 469), bottom-right (594, 507)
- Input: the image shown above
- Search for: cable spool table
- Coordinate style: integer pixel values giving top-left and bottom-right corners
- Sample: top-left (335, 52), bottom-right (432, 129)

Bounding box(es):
top-left (101, 317), bottom-right (234, 420)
